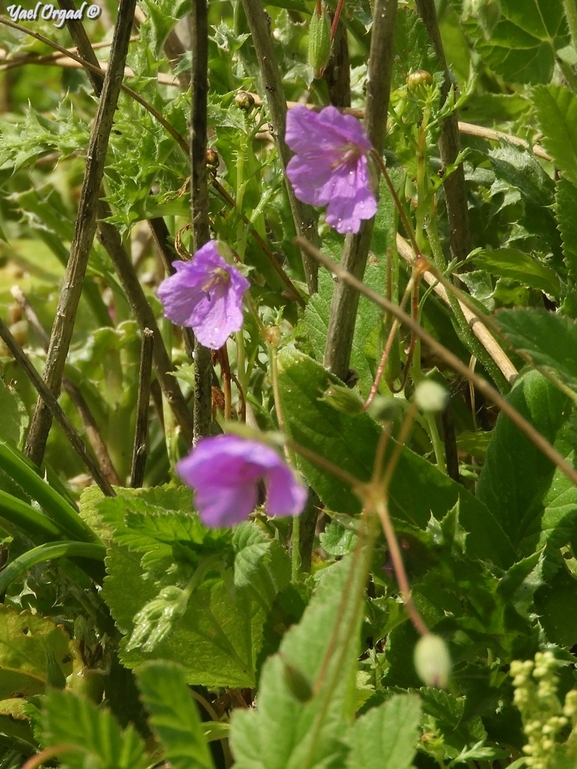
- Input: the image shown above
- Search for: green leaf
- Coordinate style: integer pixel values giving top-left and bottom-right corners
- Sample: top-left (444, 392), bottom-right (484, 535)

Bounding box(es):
top-left (0, 607), bottom-right (73, 699)
top-left (391, 6), bottom-right (444, 90)
top-left (345, 694), bottom-right (421, 769)
top-left (0, 439), bottom-right (97, 544)
top-left (276, 347), bottom-right (515, 568)
top-left (469, 249), bottom-right (560, 296)
top-left (43, 689), bottom-right (148, 769)
top-left (534, 566), bottom-right (577, 646)
top-left (98, 488), bottom-right (290, 688)
top-left (476, 370), bottom-right (577, 555)
top-left (137, 661), bottom-right (215, 769)
top-left (533, 85), bottom-right (577, 187)
top-left (556, 177), bottom-right (577, 279)
top-left (305, 264), bottom-right (381, 396)
top-left (0, 380), bottom-right (28, 448)
top-left (230, 556), bottom-right (363, 769)
top-left (495, 308), bottom-right (577, 388)
top-left (0, 541), bottom-right (105, 596)
top-left (465, 0), bottom-right (568, 84)
top-left (103, 542), bottom-right (269, 688)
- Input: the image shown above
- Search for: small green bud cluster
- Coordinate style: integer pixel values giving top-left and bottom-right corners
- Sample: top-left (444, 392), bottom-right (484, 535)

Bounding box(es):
top-left (126, 585), bottom-right (190, 653)
top-left (510, 652), bottom-right (568, 769)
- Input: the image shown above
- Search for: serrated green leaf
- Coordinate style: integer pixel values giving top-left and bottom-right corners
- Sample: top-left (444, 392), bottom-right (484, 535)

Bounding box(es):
top-left (305, 264), bottom-right (381, 396)
top-left (495, 308), bottom-right (577, 388)
top-left (534, 566), bottom-right (577, 646)
top-left (103, 517), bottom-right (290, 688)
top-left (465, 0), bottom-right (568, 84)
top-left (230, 556), bottom-right (362, 769)
top-left (43, 689), bottom-right (148, 769)
top-left (533, 85), bottom-right (577, 187)
top-left (0, 607), bottom-right (73, 699)
top-left (477, 370), bottom-right (577, 555)
top-left (137, 661), bottom-right (215, 769)
top-left (276, 347), bottom-right (515, 567)
top-left (469, 250), bottom-right (560, 296)
top-left (391, 6), bottom-right (444, 90)
top-left (556, 177), bottom-right (577, 279)
top-left (345, 694), bottom-right (421, 769)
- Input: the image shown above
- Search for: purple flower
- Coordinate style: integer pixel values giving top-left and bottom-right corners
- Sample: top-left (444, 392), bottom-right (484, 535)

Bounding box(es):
top-left (157, 241), bottom-right (250, 349)
top-left (285, 105), bottom-right (377, 235)
top-left (177, 435), bottom-right (308, 528)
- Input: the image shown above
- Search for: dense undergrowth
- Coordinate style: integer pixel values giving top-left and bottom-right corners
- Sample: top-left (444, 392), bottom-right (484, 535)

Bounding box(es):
top-left (2, 0), bottom-right (577, 767)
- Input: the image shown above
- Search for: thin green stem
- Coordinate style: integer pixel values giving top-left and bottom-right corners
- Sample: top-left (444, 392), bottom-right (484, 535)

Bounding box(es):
top-left (424, 412), bottom-right (446, 473)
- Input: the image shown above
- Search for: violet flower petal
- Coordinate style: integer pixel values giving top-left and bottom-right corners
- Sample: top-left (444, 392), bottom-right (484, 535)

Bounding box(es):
top-left (285, 105), bottom-right (377, 235)
top-left (157, 241), bottom-right (250, 349)
top-left (176, 435), bottom-right (307, 528)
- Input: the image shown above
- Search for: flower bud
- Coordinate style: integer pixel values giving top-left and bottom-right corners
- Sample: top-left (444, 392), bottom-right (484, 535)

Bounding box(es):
top-left (265, 325), bottom-right (281, 348)
top-left (414, 634), bottom-right (451, 688)
top-left (367, 394), bottom-right (403, 423)
top-left (308, 4), bottom-right (332, 79)
top-left (281, 656), bottom-right (313, 702)
top-left (406, 70), bottom-right (433, 89)
top-left (415, 380), bottom-right (449, 413)
top-left (206, 148), bottom-right (219, 170)
top-left (235, 90), bottom-right (255, 111)
top-left (319, 384), bottom-right (364, 415)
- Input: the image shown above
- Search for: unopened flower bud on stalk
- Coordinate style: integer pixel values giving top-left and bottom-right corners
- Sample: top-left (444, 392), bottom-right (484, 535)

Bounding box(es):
top-left (308, 4), bottom-right (332, 79)
top-left (406, 70), bottom-right (433, 89)
top-left (414, 633), bottom-right (451, 688)
top-left (235, 90), bottom-right (255, 111)
top-left (206, 148), bottom-right (219, 170)
top-left (415, 380), bottom-right (449, 413)
top-left (368, 394), bottom-right (404, 423)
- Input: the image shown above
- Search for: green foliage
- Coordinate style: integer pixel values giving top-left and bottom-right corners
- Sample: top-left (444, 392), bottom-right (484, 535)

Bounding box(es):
top-left (4, 0), bottom-right (577, 766)
top-left (136, 661), bottom-right (215, 769)
top-left (464, 0), bottom-right (569, 83)
top-left (42, 689), bottom-right (148, 769)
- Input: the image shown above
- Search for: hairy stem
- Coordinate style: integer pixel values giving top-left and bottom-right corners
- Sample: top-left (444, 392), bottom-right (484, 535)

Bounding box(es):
top-left (323, 0), bottom-right (398, 379)
top-left (23, 0), bottom-right (138, 465)
top-left (191, 0), bottom-right (213, 443)
top-left (414, 0), bottom-right (471, 262)
top-left (130, 328), bottom-right (154, 488)
top-left (240, 0), bottom-right (321, 292)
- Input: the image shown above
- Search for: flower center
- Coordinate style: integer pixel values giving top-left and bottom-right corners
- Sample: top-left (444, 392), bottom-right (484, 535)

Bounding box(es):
top-left (332, 142), bottom-right (361, 170)
top-left (201, 267), bottom-right (230, 301)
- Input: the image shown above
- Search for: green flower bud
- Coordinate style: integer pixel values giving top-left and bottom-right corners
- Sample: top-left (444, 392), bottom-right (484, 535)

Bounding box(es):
top-left (368, 394), bottom-right (403, 423)
top-left (126, 585), bottom-right (190, 653)
top-left (308, 5), bottom-right (332, 79)
top-left (414, 634), bottom-right (451, 688)
top-left (415, 380), bottom-right (449, 413)
top-left (319, 384), bottom-right (364, 415)
top-left (234, 90), bottom-right (255, 111)
top-left (406, 70), bottom-right (433, 89)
